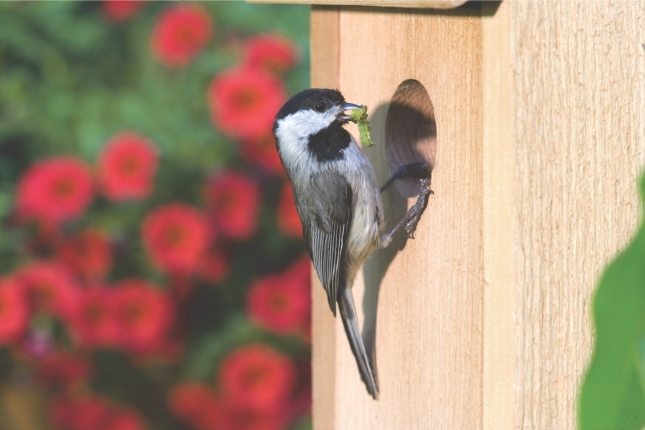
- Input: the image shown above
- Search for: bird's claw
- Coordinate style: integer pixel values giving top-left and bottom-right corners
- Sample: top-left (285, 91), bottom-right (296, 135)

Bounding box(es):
top-left (404, 177), bottom-right (433, 237)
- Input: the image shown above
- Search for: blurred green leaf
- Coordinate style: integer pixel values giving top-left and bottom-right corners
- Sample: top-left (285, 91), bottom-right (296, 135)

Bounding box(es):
top-left (579, 174), bottom-right (645, 429)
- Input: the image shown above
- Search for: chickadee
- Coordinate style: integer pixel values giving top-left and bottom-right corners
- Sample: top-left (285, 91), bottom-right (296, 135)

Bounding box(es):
top-left (273, 88), bottom-right (431, 399)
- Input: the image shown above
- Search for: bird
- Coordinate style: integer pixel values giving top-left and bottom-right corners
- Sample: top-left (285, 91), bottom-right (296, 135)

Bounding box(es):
top-left (273, 88), bottom-right (431, 399)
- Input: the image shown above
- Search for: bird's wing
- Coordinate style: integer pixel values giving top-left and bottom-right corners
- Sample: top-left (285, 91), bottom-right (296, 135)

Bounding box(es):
top-left (298, 171), bottom-right (352, 316)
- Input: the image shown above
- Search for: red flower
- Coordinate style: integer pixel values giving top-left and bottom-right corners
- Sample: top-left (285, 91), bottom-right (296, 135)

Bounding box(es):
top-left (98, 132), bottom-right (158, 202)
top-left (285, 256), bottom-right (312, 341)
top-left (246, 271), bottom-right (309, 335)
top-left (243, 34), bottom-right (297, 75)
top-left (204, 171), bottom-right (259, 240)
top-left (102, 0), bottom-right (145, 22)
top-left (57, 229), bottom-right (113, 283)
top-left (113, 279), bottom-right (174, 354)
top-left (17, 157), bottom-right (94, 224)
top-left (218, 344), bottom-right (296, 411)
top-left (68, 288), bottom-right (118, 348)
top-left (17, 262), bottom-right (80, 319)
top-left (50, 397), bottom-right (111, 430)
top-left (168, 382), bottom-right (221, 430)
top-left (0, 278), bottom-right (29, 345)
top-left (36, 350), bottom-right (92, 387)
top-left (277, 182), bottom-right (303, 238)
top-left (102, 410), bottom-right (145, 430)
top-left (151, 4), bottom-right (213, 67)
top-left (198, 248), bottom-right (230, 284)
top-left (208, 67), bottom-right (286, 139)
top-left (218, 399), bottom-right (288, 430)
top-left (50, 396), bottom-right (145, 430)
top-left (241, 132), bottom-right (285, 175)
top-left (142, 203), bottom-right (211, 273)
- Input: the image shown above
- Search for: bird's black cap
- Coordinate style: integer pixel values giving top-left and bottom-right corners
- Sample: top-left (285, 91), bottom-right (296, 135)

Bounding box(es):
top-left (275, 88), bottom-right (346, 122)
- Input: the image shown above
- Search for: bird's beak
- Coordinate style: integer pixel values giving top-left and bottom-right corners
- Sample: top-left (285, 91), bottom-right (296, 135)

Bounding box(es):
top-left (337, 103), bottom-right (361, 122)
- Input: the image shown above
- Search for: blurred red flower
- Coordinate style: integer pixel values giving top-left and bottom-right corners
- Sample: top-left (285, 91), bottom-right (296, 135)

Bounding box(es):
top-left (285, 255), bottom-right (311, 339)
top-left (243, 34), bottom-right (297, 75)
top-left (57, 229), bottom-right (113, 283)
top-left (208, 67), bottom-right (286, 139)
top-left (51, 397), bottom-right (110, 430)
top-left (0, 278), bottom-right (29, 345)
top-left (102, 0), bottom-right (145, 22)
top-left (142, 203), bottom-right (211, 273)
top-left (102, 410), bottom-right (145, 430)
top-left (246, 272), bottom-right (309, 335)
top-left (98, 132), bottom-right (158, 202)
top-left (17, 262), bottom-right (80, 319)
top-left (151, 4), bottom-right (213, 67)
top-left (68, 288), bottom-right (118, 348)
top-left (241, 132), bottom-right (285, 175)
top-left (218, 399), bottom-right (288, 430)
top-left (113, 279), bottom-right (174, 354)
top-left (36, 350), bottom-right (92, 387)
top-left (286, 254), bottom-right (310, 285)
top-left (204, 170), bottom-right (259, 240)
top-left (168, 382), bottom-right (221, 430)
top-left (218, 344), bottom-right (296, 411)
top-left (277, 182), bottom-right (303, 238)
top-left (198, 248), bottom-right (230, 284)
top-left (16, 157), bottom-right (94, 224)
top-left (50, 396), bottom-right (145, 430)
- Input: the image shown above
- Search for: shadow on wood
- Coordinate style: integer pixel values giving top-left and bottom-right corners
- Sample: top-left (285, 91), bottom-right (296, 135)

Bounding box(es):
top-left (361, 97), bottom-right (437, 386)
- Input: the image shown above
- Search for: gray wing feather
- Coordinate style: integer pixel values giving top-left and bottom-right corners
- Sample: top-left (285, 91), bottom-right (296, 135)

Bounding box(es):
top-left (297, 171), bottom-right (352, 316)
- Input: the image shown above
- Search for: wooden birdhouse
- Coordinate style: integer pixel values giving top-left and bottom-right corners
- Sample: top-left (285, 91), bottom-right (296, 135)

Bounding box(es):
top-left (250, 1), bottom-right (645, 428)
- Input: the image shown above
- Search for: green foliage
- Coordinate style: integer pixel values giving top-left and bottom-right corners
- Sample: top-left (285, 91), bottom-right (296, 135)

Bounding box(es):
top-left (0, 2), bottom-right (311, 429)
top-left (579, 174), bottom-right (645, 429)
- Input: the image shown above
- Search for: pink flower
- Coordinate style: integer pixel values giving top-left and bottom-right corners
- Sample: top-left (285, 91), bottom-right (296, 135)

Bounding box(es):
top-left (218, 344), bottom-right (296, 411)
top-left (113, 279), bottom-right (174, 354)
top-left (102, 0), bottom-right (145, 22)
top-left (17, 157), bottom-right (94, 224)
top-left (167, 382), bottom-right (221, 430)
top-left (50, 396), bottom-right (146, 430)
top-left (240, 132), bottom-right (285, 175)
top-left (36, 350), bottom-right (92, 387)
top-left (68, 287), bottom-right (118, 348)
top-left (57, 229), bottom-right (113, 283)
top-left (246, 271), bottom-right (309, 335)
top-left (151, 4), bottom-right (213, 67)
top-left (243, 34), bottom-right (298, 75)
top-left (17, 261), bottom-right (80, 319)
top-left (277, 182), bottom-right (303, 238)
top-left (208, 67), bottom-right (286, 139)
top-left (204, 170), bottom-right (259, 240)
top-left (0, 278), bottom-right (29, 345)
top-left (98, 132), bottom-right (158, 202)
top-left (142, 203), bottom-right (211, 273)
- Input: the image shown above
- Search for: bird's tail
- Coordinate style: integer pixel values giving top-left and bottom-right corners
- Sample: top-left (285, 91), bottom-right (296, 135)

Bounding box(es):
top-left (338, 287), bottom-right (379, 399)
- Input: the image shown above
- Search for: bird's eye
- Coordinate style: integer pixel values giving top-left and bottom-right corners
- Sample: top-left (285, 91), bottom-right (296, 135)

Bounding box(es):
top-left (314, 101), bottom-right (326, 112)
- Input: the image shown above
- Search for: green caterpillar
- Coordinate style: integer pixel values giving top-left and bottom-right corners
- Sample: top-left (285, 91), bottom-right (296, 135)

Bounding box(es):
top-left (348, 105), bottom-right (375, 148)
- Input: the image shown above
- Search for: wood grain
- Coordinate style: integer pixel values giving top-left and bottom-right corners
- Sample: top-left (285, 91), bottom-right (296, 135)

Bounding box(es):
top-left (250, 0), bottom-right (467, 10)
top-left (309, 2), bottom-right (645, 429)
top-left (511, 2), bottom-right (645, 428)
top-left (313, 5), bottom-right (484, 429)
top-left (481, 2), bottom-right (515, 429)
top-left (310, 7), bottom-right (340, 430)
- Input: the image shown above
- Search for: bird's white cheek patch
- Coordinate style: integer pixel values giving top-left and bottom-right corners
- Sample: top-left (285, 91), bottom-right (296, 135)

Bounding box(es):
top-left (278, 109), bottom-right (337, 140)
top-left (275, 108), bottom-right (339, 171)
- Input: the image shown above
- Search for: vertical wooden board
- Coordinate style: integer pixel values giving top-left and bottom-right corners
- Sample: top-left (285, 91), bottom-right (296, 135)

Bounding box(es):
top-left (481, 2), bottom-right (515, 430)
top-left (330, 6), bottom-right (484, 429)
top-left (310, 7), bottom-right (340, 430)
top-left (511, 2), bottom-right (645, 429)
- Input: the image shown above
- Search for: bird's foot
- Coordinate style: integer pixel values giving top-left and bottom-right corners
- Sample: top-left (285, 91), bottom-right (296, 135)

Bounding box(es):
top-left (404, 177), bottom-right (433, 238)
